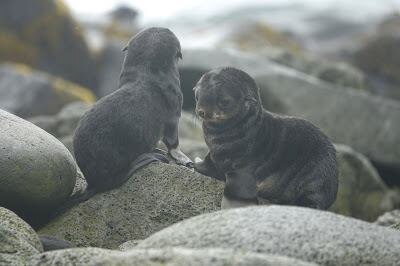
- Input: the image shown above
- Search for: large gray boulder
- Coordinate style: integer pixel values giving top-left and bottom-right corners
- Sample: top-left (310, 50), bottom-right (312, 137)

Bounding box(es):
top-left (180, 49), bottom-right (400, 175)
top-left (38, 163), bottom-right (223, 249)
top-left (0, 63), bottom-right (95, 118)
top-left (0, 207), bottom-right (43, 265)
top-left (255, 72), bottom-right (400, 173)
top-left (29, 248), bottom-right (316, 266)
top-left (137, 206), bottom-right (400, 266)
top-left (0, 109), bottom-right (77, 220)
top-left (331, 145), bottom-right (400, 221)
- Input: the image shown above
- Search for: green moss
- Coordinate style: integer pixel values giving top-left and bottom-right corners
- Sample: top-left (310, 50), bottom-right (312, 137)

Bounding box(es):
top-left (52, 78), bottom-right (96, 104)
top-left (0, 30), bottom-right (38, 65)
top-left (7, 62), bottom-right (34, 76)
top-left (232, 22), bottom-right (302, 55)
top-left (4, 62), bottom-right (96, 104)
top-left (0, 0), bottom-right (95, 89)
top-left (22, 1), bottom-right (72, 55)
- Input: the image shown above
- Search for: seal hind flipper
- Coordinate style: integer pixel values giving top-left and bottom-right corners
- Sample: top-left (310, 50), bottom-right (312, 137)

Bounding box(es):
top-left (127, 150), bottom-right (170, 177)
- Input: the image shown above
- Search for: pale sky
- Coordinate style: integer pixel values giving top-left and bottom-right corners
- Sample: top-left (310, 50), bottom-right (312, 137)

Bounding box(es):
top-left (63, 0), bottom-right (400, 23)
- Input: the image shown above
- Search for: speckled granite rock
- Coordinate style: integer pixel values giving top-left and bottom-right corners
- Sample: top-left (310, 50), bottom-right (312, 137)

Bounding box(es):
top-left (38, 163), bottom-right (223, 248)
top-left (0, 207), bottom-right (43, 265)
top-left (137, 206), bottom-right (400, 266)
top-left (29, 248), bottom-right (316, 266)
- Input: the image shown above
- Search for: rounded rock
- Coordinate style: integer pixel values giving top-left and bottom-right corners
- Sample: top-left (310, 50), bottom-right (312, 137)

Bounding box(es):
top-left (137, 205), bottom-right (400, 266)
top-left (0, 207), bottom-right (43, 265)
top-left (0, 109), bottom-right (77, 219)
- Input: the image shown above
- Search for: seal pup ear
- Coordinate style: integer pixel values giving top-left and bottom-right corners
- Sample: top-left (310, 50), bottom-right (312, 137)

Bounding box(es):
top-left (177, 51), bottom-right (183, 59)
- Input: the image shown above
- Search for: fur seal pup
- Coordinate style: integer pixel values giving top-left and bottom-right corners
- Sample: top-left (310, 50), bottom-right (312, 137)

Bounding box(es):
top-left (193, 67), bottom-right (338, 209)
top-left (71, 27), bottom-right (192, 202)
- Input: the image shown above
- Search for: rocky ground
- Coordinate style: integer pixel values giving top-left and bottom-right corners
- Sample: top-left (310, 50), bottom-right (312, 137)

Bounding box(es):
top-left (1, 0), bottom-right (400, 265)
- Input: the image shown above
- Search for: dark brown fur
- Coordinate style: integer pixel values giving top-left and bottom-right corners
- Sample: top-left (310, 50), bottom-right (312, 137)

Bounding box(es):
top-left (194, 67), bottom-right (338, 209)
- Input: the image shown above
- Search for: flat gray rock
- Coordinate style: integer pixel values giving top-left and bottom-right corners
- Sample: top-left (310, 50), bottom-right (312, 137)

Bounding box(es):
top-left (0, 109), bottom-right (76, 220)
top-left (137, 206), bottom-right (400, 266)
top-left (38, 163), bottom-right (223, 248)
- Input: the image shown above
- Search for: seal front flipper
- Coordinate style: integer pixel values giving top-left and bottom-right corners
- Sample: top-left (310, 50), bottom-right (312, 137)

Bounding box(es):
top-left (194, 152), bottom-right (225, 181)
top-left (163, 119), bottom-right (193, 167)
top-left (127, 149), bottom-right (170, 177)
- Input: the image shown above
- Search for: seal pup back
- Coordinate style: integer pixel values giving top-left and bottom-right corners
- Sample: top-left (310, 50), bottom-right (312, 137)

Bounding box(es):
top-left (70, 27), bottom-right (192, 204)
top-left (194, 67), bottom-right (338, 209)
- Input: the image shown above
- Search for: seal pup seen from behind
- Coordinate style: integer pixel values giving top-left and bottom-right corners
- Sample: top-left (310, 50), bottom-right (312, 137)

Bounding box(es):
top-left (194, 67), bottom-right (338, 209)
top-left (71, 27), bottom-right (192, 203)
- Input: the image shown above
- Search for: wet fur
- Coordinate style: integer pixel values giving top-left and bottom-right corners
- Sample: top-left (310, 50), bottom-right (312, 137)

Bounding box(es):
top-left (194, 67), bottom-right (338, 209)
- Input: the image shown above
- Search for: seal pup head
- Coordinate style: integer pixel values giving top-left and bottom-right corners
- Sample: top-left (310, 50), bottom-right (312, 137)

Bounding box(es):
top-left (194, 67), bottom-right (261, 125)
top-left (120, 27), bottom-right (182, 82)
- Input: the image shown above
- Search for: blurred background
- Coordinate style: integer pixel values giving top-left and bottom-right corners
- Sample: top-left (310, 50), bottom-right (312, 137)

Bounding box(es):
top-left (1, 0), bottom-right (400, 222)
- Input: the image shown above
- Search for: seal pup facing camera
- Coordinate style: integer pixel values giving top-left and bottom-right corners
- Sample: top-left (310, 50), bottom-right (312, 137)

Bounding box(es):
top-left (71, 27), bottom-right (192, 202)
top-left (194, 67), bottom-right (338, 209)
